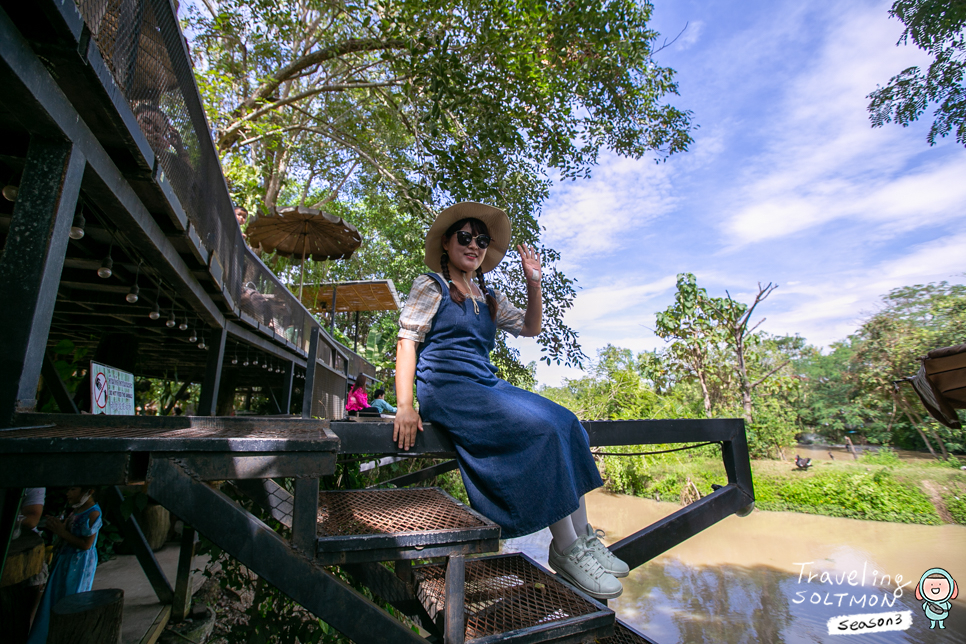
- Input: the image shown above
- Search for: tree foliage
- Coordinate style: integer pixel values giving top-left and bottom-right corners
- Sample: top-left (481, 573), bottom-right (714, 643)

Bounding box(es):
top-left (186, 0), bottom-right (693, 372)
top-left (867, 0), bottom-right (966, 146)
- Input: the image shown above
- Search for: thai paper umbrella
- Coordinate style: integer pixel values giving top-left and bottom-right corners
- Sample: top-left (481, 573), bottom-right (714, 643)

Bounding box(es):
top-left (246, 206), bottom-right (362, 297)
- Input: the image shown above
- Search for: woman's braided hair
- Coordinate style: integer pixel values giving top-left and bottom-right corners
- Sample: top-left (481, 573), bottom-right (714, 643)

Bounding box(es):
top-left (441, 218), bottom-right (498, 321)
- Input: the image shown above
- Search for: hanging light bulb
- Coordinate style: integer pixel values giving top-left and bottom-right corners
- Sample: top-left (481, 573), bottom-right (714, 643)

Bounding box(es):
top-left (261, 360), bottom-right (268, 369)
top-left (97, 245), bottom-right (113, 279)
top-left (69, 207), bottom-right (85, 240)
top-left (166, 308), bottom-right (176, 328)
top-left (198, 336), bottom-right (206, 350)
top-left (231, 352), bottom-right (238, 365)
top-left (126, 262), bottom-right (141, 303)
top-left (149, 300), bottom-right (161, 320)
top-left (243, 347), bottom-right (250, 367)
top-left (253, 356), bottom-right (259, 366)
top-left (179, 316), bottom-right (188, 331)
top-left (188, 330), bottom-right (198, 343)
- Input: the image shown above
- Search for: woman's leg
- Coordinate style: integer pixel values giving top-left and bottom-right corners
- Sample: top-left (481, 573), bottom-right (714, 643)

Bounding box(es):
top-left (569, 496), bottom-right (588, 533)
top-left (548, 515), bottom-right (579, 552)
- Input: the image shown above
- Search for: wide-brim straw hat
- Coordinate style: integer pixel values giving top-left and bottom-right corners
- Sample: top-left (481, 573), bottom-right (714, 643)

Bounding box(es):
top-left (424, 202), bottom-right (511, 274)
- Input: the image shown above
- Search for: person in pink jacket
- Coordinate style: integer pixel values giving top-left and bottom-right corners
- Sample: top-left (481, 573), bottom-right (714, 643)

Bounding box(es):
top-left (346, 373), bottom-right (379, 416)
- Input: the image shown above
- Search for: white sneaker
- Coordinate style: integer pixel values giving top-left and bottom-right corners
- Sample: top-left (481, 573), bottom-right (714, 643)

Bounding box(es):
top-left (548, 539), bottom-right (623, 600)
top-left (581, 523), bottom-right (629, 578)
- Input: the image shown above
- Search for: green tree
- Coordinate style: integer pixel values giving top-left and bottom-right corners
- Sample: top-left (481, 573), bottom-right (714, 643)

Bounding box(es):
top-left (186, 0), bottom-right (693, 372)
top-left (653, 273), bottom-right (730, 417)
top-left (847, 281), bottom-right (966, 458)
top-left (867, 0), bottom-right (966, 146)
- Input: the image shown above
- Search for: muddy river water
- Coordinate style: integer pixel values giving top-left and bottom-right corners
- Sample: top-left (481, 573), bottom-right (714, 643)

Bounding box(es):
top-left (503, 489), bottom-right (966, 643)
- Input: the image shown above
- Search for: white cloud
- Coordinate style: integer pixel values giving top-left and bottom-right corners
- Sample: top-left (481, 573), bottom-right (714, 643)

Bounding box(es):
top-left (541, 154), bottom-right (678, 267)
top-left (719, 2), bottom-right (951, 247)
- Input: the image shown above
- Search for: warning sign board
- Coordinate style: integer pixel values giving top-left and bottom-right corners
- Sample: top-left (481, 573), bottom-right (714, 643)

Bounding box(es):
top-left (90, 361), bottom-right (135, 415)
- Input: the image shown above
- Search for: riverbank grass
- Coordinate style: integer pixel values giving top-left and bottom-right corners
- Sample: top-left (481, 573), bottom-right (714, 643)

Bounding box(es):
top-left (600, 449), bottom-right (966, 525)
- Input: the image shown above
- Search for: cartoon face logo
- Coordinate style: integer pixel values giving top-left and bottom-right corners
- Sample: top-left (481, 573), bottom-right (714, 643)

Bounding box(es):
top-left (916, 568), bottom-right (958, 630)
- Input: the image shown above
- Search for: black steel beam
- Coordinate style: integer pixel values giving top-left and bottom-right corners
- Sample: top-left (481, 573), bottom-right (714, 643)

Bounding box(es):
top-left (172, 525), bottom-right (196, 620)
top-left (198, 327), bottom-right (227, 416)
top-left (0, 5), bottom-right (226, 329)
top-left (102, 485), bottom-right (174, 604)
top-left (329, 421), bottom-right (456, 456)
top-left (292, 477), bottom-right (319, 555)
top-left (0, 487), bottom-right (25, 584)
top-left (146, 457), bottom-right (427, 644)
top-left (159, 453), bottom-right (336, 480)
top-left (583, 418), bottom-right (741, 446)
top-left (226, 321), bottom-right (307, 368)
top-left (0, 453), bottom-right (132, 487)
top-left (41, 351), bottom-right (80, 414)
top-left (444, 555), bottom-right (465, 644)
top-left (281, 359), bottom-right (295, 415)
top-left (340, 562), bottom-right (439, 636)
top-left (609, 484), bottom-right (749, 570)
top-left (302, 327), bottom-right (320, 418)
top-left (4, 414), bottom-right (339, 453)
top-left (232, 479), bottom-right (294, 528)
top-left (369, 460), bottom-right (460, 489)
top-left (0, 137), bottom-right (84, 425)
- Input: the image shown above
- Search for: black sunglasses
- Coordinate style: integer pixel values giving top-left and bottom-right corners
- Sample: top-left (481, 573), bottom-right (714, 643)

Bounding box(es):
top-left (455, 231), bottom-right (491, 249)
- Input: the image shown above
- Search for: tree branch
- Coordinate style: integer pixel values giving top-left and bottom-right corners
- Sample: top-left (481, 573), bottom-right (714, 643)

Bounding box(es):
top-left (219, 79), bottom-right (407, 150)
top-left (750, 360), bottom-right (790, 390)
top-left (233, 38), bottom-right (409, 117)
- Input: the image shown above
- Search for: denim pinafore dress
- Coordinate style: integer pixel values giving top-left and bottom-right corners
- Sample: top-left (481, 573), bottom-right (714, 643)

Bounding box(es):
top-left (416, 273), bottom-right (602, 538)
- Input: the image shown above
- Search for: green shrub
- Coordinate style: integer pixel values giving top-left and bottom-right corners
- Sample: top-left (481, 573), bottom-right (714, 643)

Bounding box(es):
top-left (754, 469), bottom-right (941, 525)
top-left (859, 448), bottom-right (902, 466)
top-left (944, 493), bottom-right (966, 525)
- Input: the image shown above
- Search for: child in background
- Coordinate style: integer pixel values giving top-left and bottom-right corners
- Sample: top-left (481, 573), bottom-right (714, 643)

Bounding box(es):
top-left (370, 388), bottom-right (397, 415)
top-left (27, 487), bottom-right (102, 644)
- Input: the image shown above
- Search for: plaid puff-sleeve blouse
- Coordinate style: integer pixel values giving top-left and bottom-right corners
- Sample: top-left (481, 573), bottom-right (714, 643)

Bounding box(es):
top-left (398, 274), bottom-right (525, 344)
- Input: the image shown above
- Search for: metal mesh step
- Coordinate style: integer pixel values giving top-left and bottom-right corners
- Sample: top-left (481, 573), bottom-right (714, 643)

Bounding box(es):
top-left (314, 488), bottom-right (501, 564)
top-left (597, 620), bottom-right (658, 644)
top-left (413, 553), bottom-right (615, 644)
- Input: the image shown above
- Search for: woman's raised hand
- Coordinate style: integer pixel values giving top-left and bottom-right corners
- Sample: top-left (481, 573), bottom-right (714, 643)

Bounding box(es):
top-left (393, 405), bottom-right (423, 451)
top-left (517, 244), bottom-right (542, 283)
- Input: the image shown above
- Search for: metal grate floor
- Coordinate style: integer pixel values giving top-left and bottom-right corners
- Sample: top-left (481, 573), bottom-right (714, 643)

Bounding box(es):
top-left (413, 553), bottom-right (613, 642)
top-left (317, 488), bottom-right (487, 536)
top-left (598, 621), bottom-right (658, 644)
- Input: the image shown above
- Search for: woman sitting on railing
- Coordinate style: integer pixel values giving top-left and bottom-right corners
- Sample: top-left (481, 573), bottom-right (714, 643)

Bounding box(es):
top-left (393, 203), bottom-right (628, 600)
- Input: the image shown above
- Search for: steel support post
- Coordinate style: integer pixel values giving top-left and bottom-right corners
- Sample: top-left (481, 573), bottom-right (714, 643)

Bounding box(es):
top-left (146, 458), bottom-right (426, 644)
top-left (329, 286), bottom-right (338, 337)
top-left (444, 554), bottom-right (466, 644)
top-left (41, 351), bottom-right (80, 414)
top-left (0, 138), bottom-right (84, 426)
top-left (281, 359), bottom-right (295, 415)
top-left (197, 328), bottom-right (228, 416)
top-left (101, 486), bottom-right (174, 604)
top-left (292, 477), bottom-right (319, 555)
top-left (0, 488), bottom-right (25, 584)
top-left (302, 327), bottom-right (320, 418)
top-left (172, 525), bottom-right (196, 620)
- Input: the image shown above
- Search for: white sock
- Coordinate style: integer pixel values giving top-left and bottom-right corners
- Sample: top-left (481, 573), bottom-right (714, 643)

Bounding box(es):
top-left (569, 496), bottom-right (589, 534)
top-left (549, 515), bottom-right (579, 553)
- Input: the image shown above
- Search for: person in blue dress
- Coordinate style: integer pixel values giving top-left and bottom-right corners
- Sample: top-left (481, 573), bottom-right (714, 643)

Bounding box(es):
top-left (27, 487), bottom-right (103, 644)
top-left (394, 202), bottom-right (628, 600)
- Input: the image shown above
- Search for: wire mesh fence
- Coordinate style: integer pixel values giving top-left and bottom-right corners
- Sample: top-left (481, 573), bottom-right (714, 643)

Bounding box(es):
top-left (74, 0), bottom-right (315, 354)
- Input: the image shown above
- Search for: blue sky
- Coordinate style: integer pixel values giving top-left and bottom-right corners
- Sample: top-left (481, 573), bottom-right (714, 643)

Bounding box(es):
top-left (509, 0), bottom-right (966, 386)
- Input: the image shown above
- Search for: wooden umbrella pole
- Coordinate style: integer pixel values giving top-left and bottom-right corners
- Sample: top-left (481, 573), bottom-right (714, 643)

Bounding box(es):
top-left (298, 245), bottom-right (307, 300)
top-left (298, 222), bottom-right (308, 300)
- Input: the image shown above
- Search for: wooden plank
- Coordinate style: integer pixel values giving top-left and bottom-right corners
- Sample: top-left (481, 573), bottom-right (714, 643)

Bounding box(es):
top-left (137, 605), bottom-right (171, 644)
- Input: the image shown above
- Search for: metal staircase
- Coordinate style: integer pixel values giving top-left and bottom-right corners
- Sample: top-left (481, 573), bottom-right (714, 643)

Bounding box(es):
top-left (0, 1), bottom-right (755, 641)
